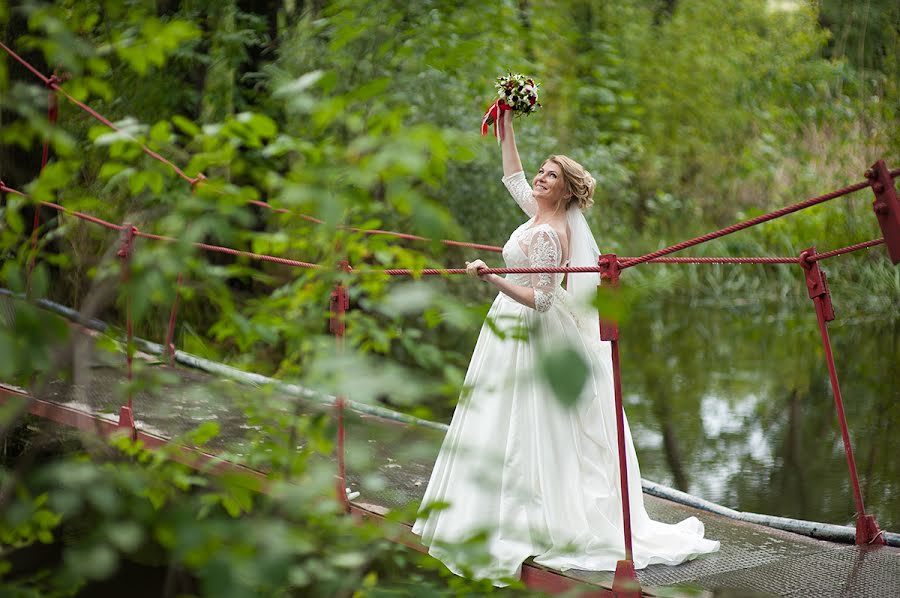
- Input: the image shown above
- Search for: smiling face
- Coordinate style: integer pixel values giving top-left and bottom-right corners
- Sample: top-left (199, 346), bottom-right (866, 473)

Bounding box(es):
top-left (532, 159), bottom-right (569, 208)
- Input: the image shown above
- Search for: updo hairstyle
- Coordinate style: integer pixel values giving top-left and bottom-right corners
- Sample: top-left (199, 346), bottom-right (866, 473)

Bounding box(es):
top-left (546, 154), bottom-right (596, 211)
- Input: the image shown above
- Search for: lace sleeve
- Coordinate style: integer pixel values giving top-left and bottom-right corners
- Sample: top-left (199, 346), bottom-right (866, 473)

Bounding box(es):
top-left (528, 228), bottom-right (562, 312)
top-left (501, 171), bottom-right (538, 217)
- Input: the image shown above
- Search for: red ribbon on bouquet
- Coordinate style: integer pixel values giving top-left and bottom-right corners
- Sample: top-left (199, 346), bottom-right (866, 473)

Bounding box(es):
top-left (481, 99), bottom-right (512, 140)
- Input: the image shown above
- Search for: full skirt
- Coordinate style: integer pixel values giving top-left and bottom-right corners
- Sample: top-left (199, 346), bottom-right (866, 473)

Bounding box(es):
top-left (412, 290), bottom-right (719, 584)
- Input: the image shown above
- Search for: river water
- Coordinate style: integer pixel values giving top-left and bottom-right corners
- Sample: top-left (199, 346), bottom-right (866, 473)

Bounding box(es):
top-left (619, 290), bottom-right (899, 532)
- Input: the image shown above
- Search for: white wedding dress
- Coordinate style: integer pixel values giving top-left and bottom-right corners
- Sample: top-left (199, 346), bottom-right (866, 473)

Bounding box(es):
top-left (411, 171), bottom-right (719, 584)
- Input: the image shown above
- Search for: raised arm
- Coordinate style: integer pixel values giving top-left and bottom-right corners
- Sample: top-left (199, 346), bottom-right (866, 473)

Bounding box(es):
top-left (499, 110), bottom-right (523, 176)
top-left (498, 112), bottom-right (538, 216)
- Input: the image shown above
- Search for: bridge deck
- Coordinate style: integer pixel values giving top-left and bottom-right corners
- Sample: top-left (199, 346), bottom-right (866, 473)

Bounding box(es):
top-left (3, 330), bottom-right (898, 597)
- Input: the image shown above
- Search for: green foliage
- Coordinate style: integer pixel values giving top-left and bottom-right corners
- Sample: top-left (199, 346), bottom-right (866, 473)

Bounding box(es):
top-left (0, 490), bottom-right (61, 548)
top-left (538, 345), bottom-right (589, 408)
top-left (0, 426), bottom-right (459, 596)
top-left (0, 281), bottom-right (70, 385)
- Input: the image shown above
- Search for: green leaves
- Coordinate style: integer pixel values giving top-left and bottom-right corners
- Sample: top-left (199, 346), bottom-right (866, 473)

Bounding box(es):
top-left (64, 542), bottom-right (118, 580)
top-left (0, 293), bottom-right (70, 384)
top-left (0, 491), bottom-right (62, 548)
top-left (28, 160), bottom-right (79, 202)
top-left (539, 345), bottom-right (590, 408)
top-left (114, 19), bottom-right (201, 76)
top-left (104, 521), bottom-right (144, 553)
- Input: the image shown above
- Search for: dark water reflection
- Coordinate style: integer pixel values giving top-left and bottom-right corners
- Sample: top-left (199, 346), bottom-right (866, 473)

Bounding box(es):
top-left (620, 291), bottom-right (899, 532)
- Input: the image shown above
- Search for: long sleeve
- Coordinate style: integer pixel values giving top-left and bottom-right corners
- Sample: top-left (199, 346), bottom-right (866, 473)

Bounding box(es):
top-left (528, 228), bottom-right (562, 312)
top-left (501, 170), bottom-right (538, 217)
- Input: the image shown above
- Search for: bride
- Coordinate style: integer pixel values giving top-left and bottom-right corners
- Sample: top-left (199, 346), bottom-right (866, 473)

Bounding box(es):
top-left (412, 110), bottom-right (719, 584)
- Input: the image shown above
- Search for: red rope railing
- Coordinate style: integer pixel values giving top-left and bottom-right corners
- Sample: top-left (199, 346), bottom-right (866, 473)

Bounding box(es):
top-left (39, 200), bottom-right (125, 232)
top-left (134, 229), bottom-right (321, 269)
top-left (247, 199), bottom-right (507, 253)
top-left (806, 238), bottom-right (885, 263)
top-left (618, 179), bottom-right (875, 270)
top-left (2, 182), bottom-right (887, 275)
top-left (0, 42), bottom-right (200, 186)
top-left (0, 187), bottom-right (320, 269)
top-left (248, 200), bottom-right (322, 223)
top-left (0, 41), bottom-right (53, 85)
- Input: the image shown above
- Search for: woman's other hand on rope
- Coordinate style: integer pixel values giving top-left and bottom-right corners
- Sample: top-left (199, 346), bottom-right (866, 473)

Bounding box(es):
top-left (465, 259), bottom-right (492, 281)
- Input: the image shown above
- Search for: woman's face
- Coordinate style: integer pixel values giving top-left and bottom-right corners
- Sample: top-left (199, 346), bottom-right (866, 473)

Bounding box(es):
top-left (532, 160), bottom-right (567, 207)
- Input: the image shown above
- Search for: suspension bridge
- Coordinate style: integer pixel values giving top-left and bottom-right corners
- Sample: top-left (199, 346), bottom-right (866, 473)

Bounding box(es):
top-left (2, 41), bottom-right (900, 597)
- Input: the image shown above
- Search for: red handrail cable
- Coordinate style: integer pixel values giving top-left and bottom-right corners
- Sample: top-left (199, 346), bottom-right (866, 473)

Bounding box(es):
top-left (2, 183), bottom-right (890, 277)
top-left (807, 238), bottom-right (885, 263)
top-left (619, 180), bottom-right (874, 270)
top-left (248, 199), bottom-right (506, 253)
top-left (1, 190), bottom-right (320, 269)
top-left (37, 200), bottom-right (128, 232)
top-left (0, 41), bottom-right (52, 85)
top-left (0, 42), bottom-right (200, 185)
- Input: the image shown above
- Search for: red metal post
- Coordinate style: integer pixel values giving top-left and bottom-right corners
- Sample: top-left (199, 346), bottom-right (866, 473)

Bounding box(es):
top-left (163, 273), bottom-right (183, 362)
top-left (865, 160), bottom-right (900, 264)
top-left (799, 248), bottom-right (884, 545)
top-left (40, 74), bottom-right (60, 169)
top-left (116, 224), bottom-right (137, 438)
top-left (27, 74), bottom-right (61, 287)
top-left (598, 254), bottom-right (641, 597)
top-left (329, 260), bottom-right (352, 513)
top-left (162, 176), bottom-right (206, 361)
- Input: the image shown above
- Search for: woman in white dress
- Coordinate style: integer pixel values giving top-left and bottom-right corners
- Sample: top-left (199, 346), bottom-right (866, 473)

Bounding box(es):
top-left (412, 111), bottom-right (719, 585)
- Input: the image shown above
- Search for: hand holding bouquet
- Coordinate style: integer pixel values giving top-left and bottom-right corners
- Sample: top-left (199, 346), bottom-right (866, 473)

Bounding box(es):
top-left (481, 73), bottom-right (542, 139)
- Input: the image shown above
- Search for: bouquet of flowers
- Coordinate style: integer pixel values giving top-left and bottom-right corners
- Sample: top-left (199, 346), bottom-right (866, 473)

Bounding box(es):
top-left (482, 73), bottom-right (542, 139)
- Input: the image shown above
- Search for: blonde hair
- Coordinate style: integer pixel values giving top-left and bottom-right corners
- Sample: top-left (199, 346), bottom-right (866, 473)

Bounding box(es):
top-left (545, 155), bottom-right (596, 211)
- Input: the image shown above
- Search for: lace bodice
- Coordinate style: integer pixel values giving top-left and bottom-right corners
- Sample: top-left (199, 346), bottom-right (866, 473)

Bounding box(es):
top-left (501, 171), bottom-right (564, 312)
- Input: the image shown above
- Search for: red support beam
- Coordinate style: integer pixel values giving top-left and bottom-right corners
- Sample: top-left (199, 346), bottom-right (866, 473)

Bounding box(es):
top-left (40, 74), bottom-right (60, 170)
top-left (597, 254), bottom-right (642, 597)
top-left (865, 160), bottom-right (900, 264)
top-left (520, 565), bottom-right (616, 597)
top-left (116, 224), bottom-right (138, 439)
top-left (27, 74), bottom-right (61, 287)
top-left (161, 177), bottom-right (209, 361)
top-left (0, 386), bottom-right (266, 482)
top-left (597, 255), bottom-right (620, 342)
top-left (798, 248), bottom-right (884, 545)
top-left (163, 273), bottom-right (183, 363)
top-left (329, 262), bottom-right (352, 513)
